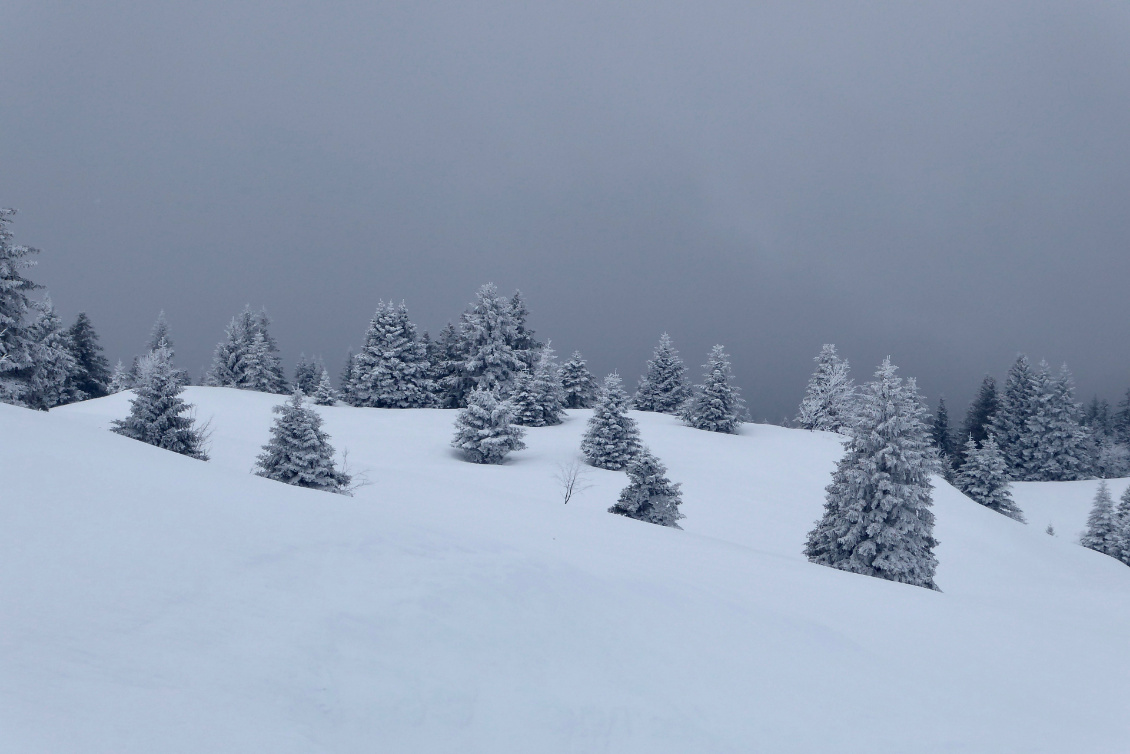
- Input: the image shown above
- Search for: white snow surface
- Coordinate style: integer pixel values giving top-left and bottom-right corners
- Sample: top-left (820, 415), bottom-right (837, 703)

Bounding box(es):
top-left (1, 387), bottom-right (1128, 753)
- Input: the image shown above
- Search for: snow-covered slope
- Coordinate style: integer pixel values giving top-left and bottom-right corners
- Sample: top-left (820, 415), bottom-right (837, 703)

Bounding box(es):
top-left (2, 388), bottom-right (1128, 753)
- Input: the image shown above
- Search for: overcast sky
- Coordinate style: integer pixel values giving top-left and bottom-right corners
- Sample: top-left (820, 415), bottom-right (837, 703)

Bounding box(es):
top-left (3, 0), bottom-right (1129, 420)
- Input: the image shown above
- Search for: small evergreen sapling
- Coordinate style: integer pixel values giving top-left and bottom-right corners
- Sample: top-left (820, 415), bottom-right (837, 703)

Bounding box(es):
top-left (796, 344), bottom-right (855, 433)
top-left (608, 448), bottom-right (685, 529)
top-left (633, 333), bottom-right (690, 414)
top-left (804, 358), bottom-right (939, 590)
top-left (581, 373), bottom-right (641, 470)
top-left (311, 369), bottom-right (338, 406)
top-left (682, 345), bottom-right (745, 434)
top-left (1080, 481), bottom-right (1119, 558)
top-left (451, 386), bottom-right (527, 464)
top-left (111, 346), bottom-right (208, 460)
top-left (561, 351), bottom-right (598, 409)
top-left (957, 436), bottom-right (1025, 522)
top-left (255, 391), bottom-right (351, 494)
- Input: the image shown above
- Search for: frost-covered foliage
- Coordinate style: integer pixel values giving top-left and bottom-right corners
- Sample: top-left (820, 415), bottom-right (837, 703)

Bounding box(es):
top-left (581, 373), bottom-right (641, 470)
top-left (561, 351), bottom-right (598, 409)
top-left (1080, 481), bottom-right (1119, 559)
top-left (633, 333), bottom-right (690, 414)
top-left (457, 283), bottom-right (526, 399)
top-left (67, 312), bottom-right (111, 399)
top-left (957, 376), bottom-right (999, 466)
top-left (111, 346), bottom-right (208, 460)
top-left (0, 208), bottom-right (42, 406)
top-left (311, 369), bottom-right (338, 406)
top-left (293, 354), bottom-right (322, 395)
top-left (1018, 363), bottom-right (1090, 482)
top-left (206, 307), bottom-right (287, 393)
top-left (957, 436), bottom-right (1024, 522)
top-left (108, 360), bottom-right (132, 393)
top-left (451, 386), bottom-right (526, 464)
top-left (608, 448), bottom-right (684, 529)
top-left (512, 345), bottom-right (565, 427)
top-left (24, 297), bottom-right (84, 410)
top-left (346, 301), bottom-right (431, 408)
top-left (804, 358), bottom-right (939, 590)
top-left (1114, 487), bottom-right (1130, 566)
top-left (429, 322), bottom-right (466, 408)
top-left (338, 349), bottom-right (357, 405)
top-left (931, 397), bottom-right (956, 472)
top-left (682, 345), bottom-right (745, 434)
top-left (255, 391), bottom-right (351, 494)
top-left (507, 289), bottom-right (542, 369)
top-left (796, 344), bottom-right (855, 433)
top-left (991, 355), bottom-right (1039, 477)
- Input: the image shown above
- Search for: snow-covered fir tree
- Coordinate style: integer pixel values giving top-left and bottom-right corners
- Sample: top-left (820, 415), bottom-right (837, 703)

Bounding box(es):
top-left (509, 369), bottom-right (540, 426)
top-left (205, 307), bottom-right (287, 393)
top-left (1115, 389), bottom-right (1130, 446)
top-left (311, 369), bottom-right (338, 406)
top-left (608, 448), bottom-right (685, 529)
top-left (346, 301), bottom-right (431, 408)
top-left (146, 310), bottom-right (173, 354)
top-left (1019, 362), bottom-right (1090, 482)
top-left (682, 345), bottom-right (745, 434)
top-left (1114, 486), bottom-right (1130, 566)
top-left (429, 322), bottom-right (466, 408)
top-left (957, 375), bottom-right (1000, 466)
top-left (561, 350), bottom-right (598, 409)
top-left (581, 373), bottom-right (641, 470)
top-left (108, 360), bottom-right (133, 393)
top-left (991, 355), bottom-right (1039, 477)
top-left (111, 345), bottom-right (208, 460)
top-left (66, 312), bottom-right (111, 399)
top-left (958, 435), bottom-right (1025, 522)
top-left (0, 208), bottom-right (42, 406)
top-left (455, 283), bottom-right (525, 401)
top-left (804, 358), bottom-right (939, 590)
top-left (293, 353), bottom-right (321, 395)
top-left (931, 397), bottom-right (956, 472)
top-left (633, 333), bottom-right (690, 414)
top-left (512, 344), bottom-right (565, 427)
top-left (507, 289), bottom-right (542, 369)
top-left (1080, 481), bottom-right (1119, 558)
top-left (796, 344), bottom-right (855, 433)
top-left (450, 386), bottom-right (526, 464)
top-left (338, 349), bottom-right (356, 405)
top-left (255, 391), bottom-right (351, 494)
top-left (24, 297), bottom-right (84, 410)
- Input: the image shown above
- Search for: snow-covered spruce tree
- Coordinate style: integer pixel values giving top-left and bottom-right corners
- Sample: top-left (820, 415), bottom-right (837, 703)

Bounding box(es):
top-left (0, 208), bottom-right (42, 406)
top-left (67, 312), bottom-right (111, 399)
top-left (796, 343), bottom-right (855, 433)
top-left (311, 369), bottom-right (338, 406)
top-left (1019, 363), bottom-right (1090, 482)
top-left (581, 373), bottom-right (641, 470)
top-left (507, 289), bottom-right (543, 369)
top-left (255, 391), bottom-right (351, 493)
top-left (429, 321), bottom-right (467, 408)
top-left (957, 435), bottom-right (1025, 522)
top-left (293, 353), bottom-right (321, 395)
top-left (1115, 389), bottom-right (1130, 446)
top-left (1080, 481), bottom-right (1119, 558)
top-left (146, 310), bottom-right (173, 354)
top-left (510, 369), bottom-right (540, 426)
top-left (804, 358), bottom-right (940, 590)
top-left (561, 351), bottom-right (598, 409)
top-left (111, 345), bottom-right (208, 460)
top-left (347, 301), bottom-right (431, 408)
top-left (931, 397), bottom-right (956, 473)
top-left (991, 355), bottom-right (1039, 477)
top-left (682, 345), bottom-right (745, 434)
top-left (512, 343), bottom-right (565, 427)
top-left (1114, 486), bottom-right (1130, 566)
top-left (108, 360), bottom-right (132, 393)
top-left (451, 386), bottom-right (526, 464)
top-left (24, 297), bottom-right (84, 410)
top-left (338, 349), bottom-right (357, 405)
top-left (633, 332), bottom-right (690, 414)
top-left (206, 307), bottom-right (287, 393)
top-left (957, 375), bottom-right (1000, 467)
top-left (609, 448), bottom-right (685, 529)
top-left (455, 283), bottom-right (525, 402)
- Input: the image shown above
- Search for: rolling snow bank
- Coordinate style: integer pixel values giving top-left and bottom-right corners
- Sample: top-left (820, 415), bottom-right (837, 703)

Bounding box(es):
top-left (0, 387), bottom-right (1126, 753)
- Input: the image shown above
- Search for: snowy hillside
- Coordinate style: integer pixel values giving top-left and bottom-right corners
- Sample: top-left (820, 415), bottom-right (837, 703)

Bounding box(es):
top-left (3, 388), bottom-right (1129, 753)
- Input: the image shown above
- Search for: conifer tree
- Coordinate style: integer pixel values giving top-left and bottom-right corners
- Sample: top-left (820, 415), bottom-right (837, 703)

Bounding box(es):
top-left (311, 369), bottom-right (338, 406)
top-left (108, 360), bottom-right (133, 393)
top-left (581, 373), bottom-right (641, 470)
top-left (1115, 389), bottom-right (1130, 446)
top-left (609, 448), bottom-right (685, 528)
top-left (456, 283), bottom-right (525, 401)
top-left (347, 301), bottom-right (431, 408)
top-left (804, 358), bottom-right (939, 590)
top-left (633, 333), bottom-right (690, 414)
top-left (957, 376), bottom-right (1000, 466)
top-left (796, 344), bottom-right (855, 433)
top-left (1020, 362), bottom-right (1090, 482)
top-left (255, 391), bottom-right (351, 493)
top-left (0, 208), bottom-right (42, 406)
top-left (293, 353), bottom-right (321, 395)
top-left (511, 343), bottom-right (564, 427)
top-left (26, 298), bottom-right (85, 409)
top-left (430, 322), bottom-right (467, 408)
top-left (146, 311), bottom-right (173, 354)
top-left (111, 346), bottom-right (208, 460)
top-left (1114, 486), bottom-right (1130, 566)
top-left (931, 397), bottom-right (956, 470)
top-left (991, 355), bottom-right (1039, 477)
top-left (1080, 481), bottom-right (1119, 558)
top-left (206, 307), bottom-right (287, 393)
top-left (451, 386), bottom-right (526, 464)
top-left (509, 369), bottom-right (540, 427)
top-left (508, 289), bottom-right (542, 369)
top-left (561, 351), bottom-right (598, 409)
top-left (682, 345), bottom-right (745, 434)
top-left (339, 349), bottom-right (356, 405)
top-left (957, 436), bottom-right (1025, 522)
top-left (66, 312), bottom-right (111, 399)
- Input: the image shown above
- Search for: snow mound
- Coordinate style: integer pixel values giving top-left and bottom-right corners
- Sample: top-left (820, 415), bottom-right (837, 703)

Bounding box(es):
top-left (1, 387), bottom-right (1128, 753)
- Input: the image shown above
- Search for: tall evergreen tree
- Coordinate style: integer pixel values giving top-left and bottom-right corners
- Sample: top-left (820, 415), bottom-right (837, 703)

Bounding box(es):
top-left (1115, 389), bottom-right (1130, 446)
top-left (451, 386), bottom-right (527, 464)
top-left (507, 289), bottom-right (542, 369)
top-left (931, 397), bottom-right (956, 469)
top-left (293, 353), bottom-right (321, 395)
top-left (206, 307), bottom-right (287, 393)
top-left (1020, 362), bottom-right (1090, 482)
top-left (1080, 481), bottom-right (1119, 558)
top-left (111, 346), bottom-right (208, 459)
top-left (255, 391), bottom-right (351, 493)
top-left (957, 436), bottom-right (1025, 522)
top-left (991, 355), bottom-right (1039, 477)
top-left (347, 301), bottom-right (431, 408)
top-left (24, 298), bottom-right (84, 410)
top-left (108, 360), bottom-right (132, 393)
top-left (957, 375), bottom-right (1000, 465)
top-left (581, 373), bottom-right (641, 470)
top-left (0, 208), bottom-right (42, 406)
top-left (682, 345), bottom-right (745, 434)
top-left (511, 345), bottom-right (565, 427)
top-left (796, 344), bottom-right (855, 433)
top-left (633, 333), bottom-right (690, 414)
top-left (430, 322), bottom-right (467, 408)
top-left (804, 358), bottom-right (939, 590)
top-left (338, 349), bottom-right (357, 405)
top-left (1114, 486), bottom-right (1130, 566)
top-left (146, 310), bottom-right (173, 354)
top-left (456, 283), bottom-right (525, 401)
top-left (311, 369), bottom-right (338, 406)
top-left (66, 312), bottom-right (111, 399)
top-left (561, 350), bottom-right (598, 409)
top-left (609, 448), bottom-right (685, 529)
